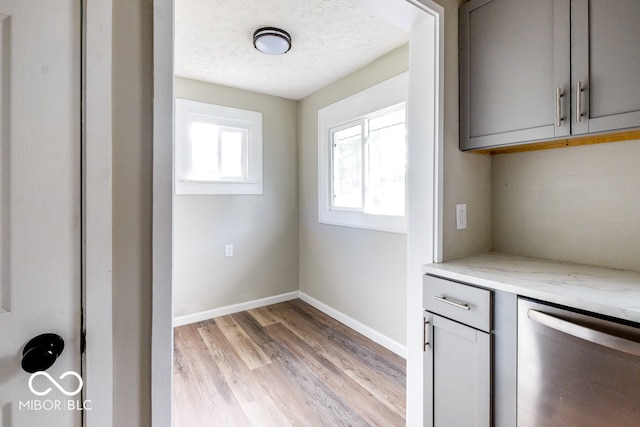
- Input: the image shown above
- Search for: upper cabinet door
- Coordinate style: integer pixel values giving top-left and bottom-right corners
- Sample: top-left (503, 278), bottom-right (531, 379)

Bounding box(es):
top-left (460, 0), bottom-right (570, 150)
top-left (571, 0), bottom-right (640, 134)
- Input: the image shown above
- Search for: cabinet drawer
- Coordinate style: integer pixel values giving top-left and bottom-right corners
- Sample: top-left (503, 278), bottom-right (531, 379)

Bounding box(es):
top-left (424, 275), bottom-right (492, 332)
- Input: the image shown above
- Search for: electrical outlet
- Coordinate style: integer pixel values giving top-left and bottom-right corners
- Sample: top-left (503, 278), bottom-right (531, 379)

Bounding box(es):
top-left (456, 204), bottom-right (467, 230)
top-left (225, 244), bottom-right (234, 258)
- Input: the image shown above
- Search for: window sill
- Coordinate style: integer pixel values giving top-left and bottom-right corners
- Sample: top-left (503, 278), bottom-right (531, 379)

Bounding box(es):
top-left (319, 210), bottom-right (406, 234)
top-left (175, 180), bottom-right (262, 195)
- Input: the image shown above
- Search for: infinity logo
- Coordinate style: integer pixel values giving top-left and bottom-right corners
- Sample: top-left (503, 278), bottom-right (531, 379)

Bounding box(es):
top-left (28, 371), bottom-right (83, 397)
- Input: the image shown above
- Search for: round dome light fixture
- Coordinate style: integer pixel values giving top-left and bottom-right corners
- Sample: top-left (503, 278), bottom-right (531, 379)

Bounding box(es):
top-left (253, 27), bottom-right (292, 55)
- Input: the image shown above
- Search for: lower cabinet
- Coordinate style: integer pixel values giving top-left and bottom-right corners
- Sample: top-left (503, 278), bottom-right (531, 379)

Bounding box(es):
top-left (423, 274), bottom-right (518, 427)
top-left (423, 274), bottom-right (492, 427)
top-left (424, 312), bottom-right (491, 427)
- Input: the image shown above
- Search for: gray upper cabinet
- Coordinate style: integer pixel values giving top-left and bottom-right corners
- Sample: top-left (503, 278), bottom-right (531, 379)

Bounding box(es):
top-left (571, 0), bottom-right (640, 134)
top-left (460, 0), bottom-right (570, 150)
top-left (460, 0), bottom-right (640, 151)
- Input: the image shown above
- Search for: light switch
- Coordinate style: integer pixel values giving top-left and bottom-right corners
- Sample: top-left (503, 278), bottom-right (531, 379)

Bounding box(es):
top-left (225, 244), bottom-right (233, 257)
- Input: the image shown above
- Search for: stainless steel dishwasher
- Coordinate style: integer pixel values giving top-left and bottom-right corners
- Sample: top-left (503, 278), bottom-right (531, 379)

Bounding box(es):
top-left (518, 297), bottom-right (640, 427)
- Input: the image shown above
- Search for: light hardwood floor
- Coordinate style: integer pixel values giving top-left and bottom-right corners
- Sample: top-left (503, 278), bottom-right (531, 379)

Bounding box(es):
top-left (173, 299), bottom-right (406, 426)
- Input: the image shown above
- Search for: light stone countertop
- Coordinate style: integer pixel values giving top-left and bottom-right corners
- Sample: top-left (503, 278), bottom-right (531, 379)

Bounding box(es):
top-left (422, 252), bottom-right (640, 323)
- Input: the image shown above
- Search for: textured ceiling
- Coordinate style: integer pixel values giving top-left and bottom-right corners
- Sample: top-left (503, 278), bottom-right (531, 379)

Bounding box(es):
top-left (175, 0), bottom-right (409, 100)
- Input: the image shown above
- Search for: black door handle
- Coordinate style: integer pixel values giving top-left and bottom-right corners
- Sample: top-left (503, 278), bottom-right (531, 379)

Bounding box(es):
top-left (21, 333), bottom-right (65, 373)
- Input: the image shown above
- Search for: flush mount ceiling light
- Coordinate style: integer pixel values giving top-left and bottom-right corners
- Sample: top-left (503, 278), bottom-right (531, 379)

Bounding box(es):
top-left (253, 27), bottom-right (292, 55)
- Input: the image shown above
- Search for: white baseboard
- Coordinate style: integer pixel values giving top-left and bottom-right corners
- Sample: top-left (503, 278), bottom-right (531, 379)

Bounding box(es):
top-left (173, 290), bottom-right (407, 359)
top-left (173, 291), bottom-right (299, 327)
top-left (299, 292), bottom-right (407, 359)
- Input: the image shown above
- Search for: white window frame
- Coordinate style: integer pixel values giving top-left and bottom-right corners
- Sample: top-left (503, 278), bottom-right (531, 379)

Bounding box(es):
top-left (174, 99), bottom-right (262, 195)
top-left (318, 72), bottom-right (408, 233)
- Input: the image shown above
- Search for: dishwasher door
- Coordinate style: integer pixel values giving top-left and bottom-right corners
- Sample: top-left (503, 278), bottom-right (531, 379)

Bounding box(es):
top-left (518, 298), bottom-right (640, 427)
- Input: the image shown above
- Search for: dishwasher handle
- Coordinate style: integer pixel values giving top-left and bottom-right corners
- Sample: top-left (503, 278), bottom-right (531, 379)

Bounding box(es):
top-left (528, 309), bottom-right (640, 358)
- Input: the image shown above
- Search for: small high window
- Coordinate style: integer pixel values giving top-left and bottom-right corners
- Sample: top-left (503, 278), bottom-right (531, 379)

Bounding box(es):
top-left (174, 99), bottom-right (262, 195)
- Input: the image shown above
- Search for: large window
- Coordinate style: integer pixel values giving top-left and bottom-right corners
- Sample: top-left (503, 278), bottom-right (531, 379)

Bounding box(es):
top-left (175, 99), bottom-right (262, 194)
top-left (319, 73), bottom-right (407, 233)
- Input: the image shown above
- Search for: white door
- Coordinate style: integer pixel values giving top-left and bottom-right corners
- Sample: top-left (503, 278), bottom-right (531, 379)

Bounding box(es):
top-left (0, 0), bottom-right (82, 425)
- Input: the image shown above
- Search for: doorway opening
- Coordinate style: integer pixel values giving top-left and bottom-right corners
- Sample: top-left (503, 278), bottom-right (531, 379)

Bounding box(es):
top-left (153, 1), bottom-right (443, 426)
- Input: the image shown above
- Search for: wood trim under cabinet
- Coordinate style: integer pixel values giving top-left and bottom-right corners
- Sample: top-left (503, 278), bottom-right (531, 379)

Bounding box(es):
top-left (470, 129), bottom-right (640, 155)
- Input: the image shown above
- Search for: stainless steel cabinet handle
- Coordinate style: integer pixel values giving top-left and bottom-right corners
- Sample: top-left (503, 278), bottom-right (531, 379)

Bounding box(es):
top-left (555, 87), bottom-right (563, 127)
top-left (423, 317), bottom-right (430, 351)
top-left (528, 309), bottom-right (640, 357)
top-left (433, 295), bottom-right (471, 310)
top-left (576, 81), bottom-right (583, 123)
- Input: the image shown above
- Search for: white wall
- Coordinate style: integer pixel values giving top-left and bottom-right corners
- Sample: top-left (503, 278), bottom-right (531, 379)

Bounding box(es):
top-left (173, 78), bottom-right (299, 317)
top-left (441, 0), bottom-right (492, 261)
top-left (492, 140), bottom-right (640, 271)
top-left (112, 0), bottom-right (153, 425)
top-left (298, 45), bottom-right (409, 346)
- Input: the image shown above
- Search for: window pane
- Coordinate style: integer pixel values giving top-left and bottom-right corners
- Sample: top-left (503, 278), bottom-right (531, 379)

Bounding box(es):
top-left (366, 112), bottom-right (406, 216)
top-left (189, 122), bottom-right (219, 180)
top-left (332, 125), bottom-right (363, 209)
top-left (220, 129), bottom-right (246, 179)
top-left (369, 107), bottom-right (405, 132)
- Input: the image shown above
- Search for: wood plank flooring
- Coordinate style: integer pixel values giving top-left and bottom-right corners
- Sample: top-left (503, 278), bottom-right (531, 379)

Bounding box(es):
top-left (173, 299), bottom-right (406, 427)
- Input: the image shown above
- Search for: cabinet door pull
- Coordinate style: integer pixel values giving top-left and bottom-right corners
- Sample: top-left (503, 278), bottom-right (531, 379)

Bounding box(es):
top-left (423, 317), bottom-right (430, 351)
top-left (576, 81), bottom-right (584, 123)
top-left (433, 295), bottom-right (471, 310)
top-left (555, 87), bottom-right (563, 127)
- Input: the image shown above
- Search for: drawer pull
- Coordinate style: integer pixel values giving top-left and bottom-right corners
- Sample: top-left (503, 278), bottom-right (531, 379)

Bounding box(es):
top-left (433, 296), bottom-right (471, 311)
